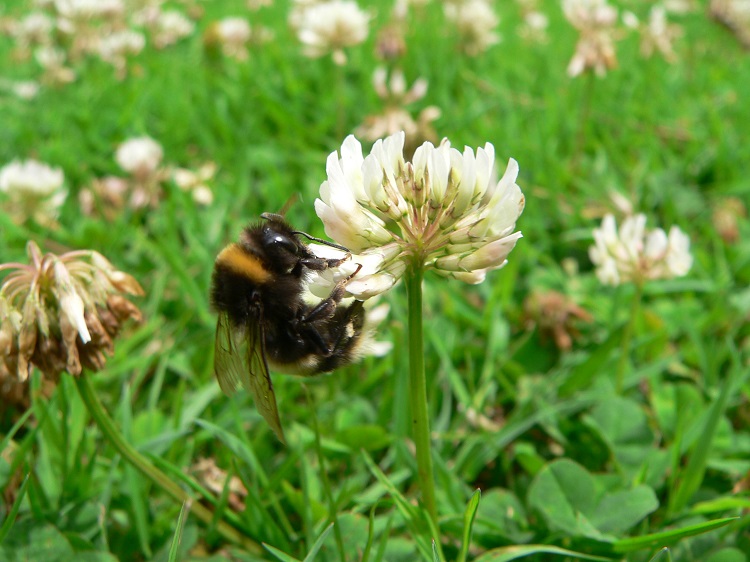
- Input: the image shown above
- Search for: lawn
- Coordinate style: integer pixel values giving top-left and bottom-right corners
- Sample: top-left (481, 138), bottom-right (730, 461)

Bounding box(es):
top-left (1, 0), bottom-right (749, 561)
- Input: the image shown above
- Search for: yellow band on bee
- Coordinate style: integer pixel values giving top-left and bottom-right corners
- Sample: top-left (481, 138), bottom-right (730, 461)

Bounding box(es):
top-left (216, 244), bottom-right (271, 283)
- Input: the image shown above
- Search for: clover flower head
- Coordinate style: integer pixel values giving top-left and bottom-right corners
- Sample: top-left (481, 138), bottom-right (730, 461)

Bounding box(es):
top-left (151, 10), bottom-right (196, 49)
top-left (96, 29), bottom-right (145, 78)
top-left (524, 290), bottom-right (593, 351)
top-left (207, 17), bottom-right (253, 60)
top-left (0, 159), bottom-right (66, 226)
top-left (115, 136), bottom-right (164, 178)
top-left (625, 6), bottom-right (681, 62)
top-left (563, 0), bottom-right (620, 77)
top-left (444, 0), bottom-right (500, 56)
top-left (0, 242), bottom-right (144, 382)
top-left (588, 213), bottom-right (692, 286)
top-left (355, 68), bottom-right (440, 156)
top-left (314, 132), bottom-right (525, 299)
top-left (295, 0), bottom-right (371, 65)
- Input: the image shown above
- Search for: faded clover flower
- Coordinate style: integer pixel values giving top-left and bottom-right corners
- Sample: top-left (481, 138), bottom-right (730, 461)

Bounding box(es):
top-left (623, 6), bottom-right (682, 62)
top-left (172, 162), bottom-right (216, 206)
top-left (96, 29), bottom-right (145, 79)
top-left (589, 213), bottom-right (692, 286)
top-left (563, 0), bottom-right (620, 77)
top-left (443, 0), bottom-right (500, 56)
top-left (313, 132), bottom-right (525, 299)
top-left (354, 67), bottom-right (440, 159)
top-left (295, 0), bottom-right (371, 65)
top-left (523, 290), bottom-right (593, 351)
top-left (710, 0), bottom-right (750, 49)
top-left (0, 159), bottom-right (66, 226)
top-left (0, 242), bottom-right (143, 382)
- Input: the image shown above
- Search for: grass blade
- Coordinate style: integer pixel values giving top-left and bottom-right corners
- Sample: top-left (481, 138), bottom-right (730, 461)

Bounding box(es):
top-left (167, 500), bottom-right (191, 562)
top-left (0, 474), bottom-right (30, 544)
top-left (457, 489), bottom-right (481, 562)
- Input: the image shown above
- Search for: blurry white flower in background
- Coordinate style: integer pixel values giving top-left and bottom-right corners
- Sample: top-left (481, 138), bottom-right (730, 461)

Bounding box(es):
top-left (172, 162), bottom-right (216, 206)
top-left (623, 6), bottom-right (682, 62)
top-left (0, 159), bottom-right (66, 226)
top-left (35, 47), bottom-right (76, 84)
top-left (96, 29), bottom-right (145, 78)
top-left (0, 79), bottom-right (40, 100)
top-left (211, 17), bottom-right (252, 60)
top-left (6, 12), bottom-right (55, 57)
top-left (709, 0), bottom-right (750, 49)
top-left (149, 10), bottom-right (196, 49)
top-left (295, 0), bottom-right (370, 65)
top-left (115, 136), bottom-right (164, 180)
top-left (355, 67), bottom-right (440, 158)
top-left (313, 132), bottom-right (525, 298)
top-left (563, 0), bottom-right (620, 77)
top-left (519, 9), bottom-right (549, 43)
top-left (589, 213), bottom-right (692, 286)
top-left (444, 0), bottom-right (500, 55)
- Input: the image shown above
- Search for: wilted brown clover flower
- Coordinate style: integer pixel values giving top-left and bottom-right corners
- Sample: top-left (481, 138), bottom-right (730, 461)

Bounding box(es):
top-left (0, 242), bottom-right (143, 382)
top-left (523, 290), bottom-right (593, 351)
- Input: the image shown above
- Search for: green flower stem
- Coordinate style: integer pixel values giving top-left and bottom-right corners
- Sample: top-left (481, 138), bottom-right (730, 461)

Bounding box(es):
top-left (405, 264), bottom-right (439, 527)
top-left (74, 374), bottom-right (260, 554)
top-left (616, 282), bottom-right (643, 394)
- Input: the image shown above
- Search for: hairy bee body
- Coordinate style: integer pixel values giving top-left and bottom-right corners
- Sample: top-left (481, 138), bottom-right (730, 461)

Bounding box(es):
top-left (210, 213), bottom-right (365, 442)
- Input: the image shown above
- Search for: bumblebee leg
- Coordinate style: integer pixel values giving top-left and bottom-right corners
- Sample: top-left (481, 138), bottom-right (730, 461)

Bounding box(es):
top-left (291, 264), bottom-right (363, 355)
top-left (299, 263), bottom-right (362, 324)
top-left (299, 254), bottom-right (351, 271)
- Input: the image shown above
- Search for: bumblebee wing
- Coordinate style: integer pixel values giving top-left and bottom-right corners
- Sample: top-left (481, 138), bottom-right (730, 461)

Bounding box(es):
top-left (245, 309), bottom-right (286, 444)
top-left (214, 312), bottom-right (246, 394)
top-left (214, 311), bottom-right (286, 443)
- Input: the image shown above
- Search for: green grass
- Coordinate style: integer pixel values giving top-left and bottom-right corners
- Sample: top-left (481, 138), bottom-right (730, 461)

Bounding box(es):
top-left (1, 0), bottom-right (750, 560)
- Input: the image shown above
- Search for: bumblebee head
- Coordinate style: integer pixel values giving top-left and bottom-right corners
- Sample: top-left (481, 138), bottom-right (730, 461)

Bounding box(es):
top-left (238, 213), bottom-right (307, 274)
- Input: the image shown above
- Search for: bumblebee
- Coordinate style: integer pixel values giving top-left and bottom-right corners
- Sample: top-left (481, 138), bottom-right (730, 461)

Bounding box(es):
top-left (210, 213), bottom-right (366, 443)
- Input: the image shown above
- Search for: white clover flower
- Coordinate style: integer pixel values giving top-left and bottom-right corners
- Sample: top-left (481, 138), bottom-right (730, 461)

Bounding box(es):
top-left (55, 0), bottom-right (125, 21)
top-left (313, 132), bottom-right (525, 299)
top-left (355, 68), bottom-right (440, 153)
top-left (0, 79), bottom-right (40, 100)
top-left (0, 159), bottom-right (66, 225)
top-left (210, 17), bottom-right (252, 60)
top-left (296, 0), bottom-right (370, 65)
top-left (626, 6), bottom-right (682, 62)
top-left (115, 136), bottom-right (164, 178)
top-left (96, 29), bottom-right (145, 78)
top-left (589, 213), bottom-right (692, 286)
top-left (151, 10), bottom-right (195, 49)
top-left (444, 0), bottom-right (500, 56)
top-left (563, 0), bottom-right (619, 77)
top-left (35, 47), bottom-right (76, 84)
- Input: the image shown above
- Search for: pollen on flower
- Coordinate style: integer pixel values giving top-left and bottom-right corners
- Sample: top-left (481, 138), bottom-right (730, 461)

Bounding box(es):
top-left (0, 242), bottom-right (144, 383)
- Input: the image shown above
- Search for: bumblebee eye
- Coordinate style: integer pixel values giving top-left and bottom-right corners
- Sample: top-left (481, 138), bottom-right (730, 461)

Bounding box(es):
top-left (268, 233), bottom-right (299, 255)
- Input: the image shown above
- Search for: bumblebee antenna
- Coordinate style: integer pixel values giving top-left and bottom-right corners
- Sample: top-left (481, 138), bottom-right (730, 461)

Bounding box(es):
top-left (292, 231), bottom-right (351, 253)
